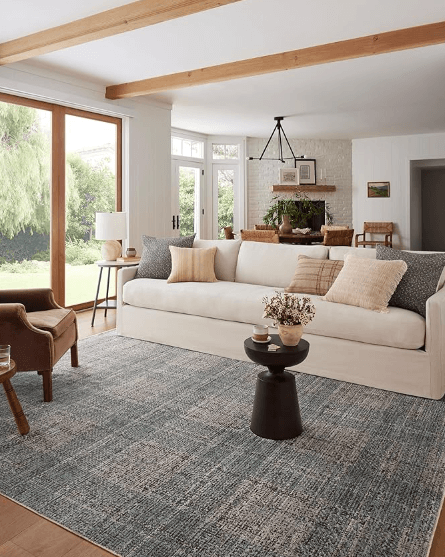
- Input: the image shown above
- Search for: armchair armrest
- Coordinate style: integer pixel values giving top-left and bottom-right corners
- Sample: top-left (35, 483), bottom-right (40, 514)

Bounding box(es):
top-left (355, 233), bottom-right (365, 246)
top-left (0, 288), bottom-right (60, 312)
top-left (0, 303), bottom-right (54, 371)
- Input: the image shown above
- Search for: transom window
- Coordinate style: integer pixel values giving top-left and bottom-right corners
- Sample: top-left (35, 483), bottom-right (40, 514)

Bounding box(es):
top-left (171, 136), bottom-right (204, 159)
top-left (212, 144), bottom-right (239, 160)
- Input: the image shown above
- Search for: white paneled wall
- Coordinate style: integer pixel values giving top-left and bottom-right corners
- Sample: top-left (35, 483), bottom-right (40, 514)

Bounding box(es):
top-left (352, 133), bottom-right (445, 249)
top-left (247, 138), bottom-right (352, 229)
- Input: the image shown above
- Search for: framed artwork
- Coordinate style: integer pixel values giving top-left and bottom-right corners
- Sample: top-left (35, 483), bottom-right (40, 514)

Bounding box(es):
top-left (295, 159), bottom-right (316, 185)
top-left (367, 181), bottom-right (390, 198)
top-left (279, 168), bottom-right (300, 185)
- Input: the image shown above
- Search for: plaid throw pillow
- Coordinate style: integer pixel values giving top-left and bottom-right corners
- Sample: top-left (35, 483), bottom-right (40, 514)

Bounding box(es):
top-left (285, 255), bottom-right (344, 296)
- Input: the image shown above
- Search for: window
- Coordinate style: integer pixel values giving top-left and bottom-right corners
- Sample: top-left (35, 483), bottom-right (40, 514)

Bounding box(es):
top-left (0, 93), bottom-right (122, 310)
top-left (212, 144), bottom-right (239, 160)
top-left (171, 136), bottom-right (204, 159)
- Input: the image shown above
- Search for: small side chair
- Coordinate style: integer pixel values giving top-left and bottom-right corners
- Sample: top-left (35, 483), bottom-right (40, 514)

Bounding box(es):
top-left (322, 229), bottom-right (354, 246)
top-left (0, 288), bottom-right (79, 402)
top-left (355, 222), bottom-right (393, 248)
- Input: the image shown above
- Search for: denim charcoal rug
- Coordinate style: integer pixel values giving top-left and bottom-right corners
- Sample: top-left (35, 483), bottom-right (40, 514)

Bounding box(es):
top-left (1, 332), bottom-right (445, 557)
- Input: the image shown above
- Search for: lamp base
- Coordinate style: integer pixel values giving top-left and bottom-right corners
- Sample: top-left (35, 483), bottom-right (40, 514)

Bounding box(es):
top-left (101, 240), bottom-right (122, 261)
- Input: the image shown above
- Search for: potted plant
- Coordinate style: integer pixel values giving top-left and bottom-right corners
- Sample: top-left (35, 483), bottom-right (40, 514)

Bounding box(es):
top-left (262, 292), bottom-right (316, 346)
top-left (262, 192), bottom-right (333, 230)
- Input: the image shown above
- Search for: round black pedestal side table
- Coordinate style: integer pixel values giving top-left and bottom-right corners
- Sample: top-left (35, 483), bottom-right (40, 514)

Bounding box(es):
top-left (244, 335), bottom-right (309, 440)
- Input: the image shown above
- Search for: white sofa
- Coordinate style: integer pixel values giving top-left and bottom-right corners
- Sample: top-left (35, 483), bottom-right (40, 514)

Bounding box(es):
top-left (117, 240), bottom-right (445, 400)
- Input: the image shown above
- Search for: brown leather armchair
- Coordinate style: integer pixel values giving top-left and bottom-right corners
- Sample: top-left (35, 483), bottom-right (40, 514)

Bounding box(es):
top-left (0, 289), bottom-right (78, 402)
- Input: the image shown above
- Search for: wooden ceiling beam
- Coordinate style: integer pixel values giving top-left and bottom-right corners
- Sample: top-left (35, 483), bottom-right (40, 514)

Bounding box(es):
top-left (0, 0), bottom-right (243, 65)
top-left (106, 20), bottom-right (445, 99)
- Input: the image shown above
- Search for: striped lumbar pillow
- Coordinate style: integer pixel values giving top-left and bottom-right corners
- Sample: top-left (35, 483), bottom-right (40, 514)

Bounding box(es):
top-left (285, 255), bottom-right (344, 296)
top-left (322, 255), bottom-right (408, 313)
top-left (167, 246), bottom-right (218, 283)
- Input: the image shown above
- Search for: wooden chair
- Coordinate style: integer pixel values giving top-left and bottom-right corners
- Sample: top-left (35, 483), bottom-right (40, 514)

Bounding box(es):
top-left (254, 224), bottom-right (278, 232)
top-left (240, 229), bottom-right (279, 243)
top-left (320, 225), bottom-right (349, 234)
top-left (0, 288), bottom-right (79, 402)
top-left (223, 226), bottom-right (235, 239)
top-left (322, 229), bottom-right (354, 246)
top-left (355, 222), bottom-right (393, 248)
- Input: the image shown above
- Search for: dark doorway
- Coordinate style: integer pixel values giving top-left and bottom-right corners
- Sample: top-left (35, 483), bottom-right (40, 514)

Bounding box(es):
top-left (421, 168), bottom-right (445, 251)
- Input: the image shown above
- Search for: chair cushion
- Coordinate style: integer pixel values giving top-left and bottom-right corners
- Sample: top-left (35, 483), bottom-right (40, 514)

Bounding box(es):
top-left (27, 308), bottom-right (76, 339)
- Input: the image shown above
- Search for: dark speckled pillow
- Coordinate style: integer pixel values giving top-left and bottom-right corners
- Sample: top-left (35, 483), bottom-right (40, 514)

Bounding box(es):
top-left (136, 235), bottom-right (196, 279)
top-left (376, 245), bottom-right (445, 317)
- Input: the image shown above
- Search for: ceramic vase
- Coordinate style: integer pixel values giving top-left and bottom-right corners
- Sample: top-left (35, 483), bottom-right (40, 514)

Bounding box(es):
top-left (278, 324), bottom-right (303, 346)
top-left (279, 215), bottom-right (293, 234)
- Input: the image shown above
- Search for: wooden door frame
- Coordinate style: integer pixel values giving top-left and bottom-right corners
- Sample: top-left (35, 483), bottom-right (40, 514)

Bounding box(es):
top-left (0, 93), bottom-right (122, 309)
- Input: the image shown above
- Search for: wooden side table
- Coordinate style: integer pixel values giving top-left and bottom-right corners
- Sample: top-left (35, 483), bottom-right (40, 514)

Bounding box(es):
top-left (91, 259), bottom-right (140, 326)
top-left (244, 335), bottom-right (309, 440)
top-left (0, 359), bottom-right (30, 436)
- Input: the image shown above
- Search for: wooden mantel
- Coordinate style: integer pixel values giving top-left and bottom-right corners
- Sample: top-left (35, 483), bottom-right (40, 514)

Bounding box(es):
top-left (271, 185), bottom-right (336, 193)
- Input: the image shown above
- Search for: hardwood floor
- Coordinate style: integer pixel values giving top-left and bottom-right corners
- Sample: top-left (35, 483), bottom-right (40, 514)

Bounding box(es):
top-left (1, 307), bottom-right (444, 556)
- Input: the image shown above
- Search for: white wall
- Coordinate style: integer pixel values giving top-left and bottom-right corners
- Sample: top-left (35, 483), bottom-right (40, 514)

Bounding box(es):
top-left (0, 63), bottom-right (172, 255)
top-left (352, 133), bottom-right (445, 249)
top-left (247, 138), bottom-right (352, 229)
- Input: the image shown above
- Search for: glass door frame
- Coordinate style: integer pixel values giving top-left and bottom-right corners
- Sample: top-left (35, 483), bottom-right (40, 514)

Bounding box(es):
top-left (171, 159), bottom-right (204, 239)
top-left (0, 92), bottom-right (122, 310)
top-left (212, 163), bottom-right (240, 239)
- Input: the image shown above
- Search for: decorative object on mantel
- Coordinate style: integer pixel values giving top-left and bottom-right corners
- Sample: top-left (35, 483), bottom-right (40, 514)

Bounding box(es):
top-left (279, 167), bottom-right (299, 185)
top-left (263, 192), bottom-right (333, 230)
top-left (294, 158), bottom-right (316, 185)
top-left (279, 215), bottom-right (293, 234)
top-left (95, 211), bottom-right (127, 261)
top-left (262, 291), bottom-right (316, 346)
top-left (368, 181), bottom-right (390, 198)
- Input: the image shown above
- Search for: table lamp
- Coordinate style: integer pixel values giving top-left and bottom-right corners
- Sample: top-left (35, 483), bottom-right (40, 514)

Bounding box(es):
top-left (95, 212), bottom-right (127, 261)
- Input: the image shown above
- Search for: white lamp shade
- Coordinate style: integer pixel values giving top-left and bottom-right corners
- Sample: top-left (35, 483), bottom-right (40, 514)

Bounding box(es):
top-left (95, 212), bottom-right (127, 240)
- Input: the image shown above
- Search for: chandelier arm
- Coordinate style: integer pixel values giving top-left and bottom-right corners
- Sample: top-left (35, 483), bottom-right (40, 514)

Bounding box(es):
top-left (279, 125), bottom-right (298, 163)
top-left (259, 122), bottom-right (279, 160)
top-left (277, 124), bottom-right (284, 163)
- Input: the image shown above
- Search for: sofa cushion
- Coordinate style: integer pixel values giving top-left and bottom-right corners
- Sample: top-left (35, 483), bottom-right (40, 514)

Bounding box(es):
top-left (285, 256), bottom-right (344, 296)
top-left (123, 279), bottom-right (425, 349)
top-left (136, 234), bottom-right (195, 279)
top-left (167, 246), bottom-right (217, 284)
top-left (323, 255), bottom-right (407, 313)
top-left (193, 239), bottom-right (241, 282)
top-left (376, 245), bottom-right (445, 318)
top-left (27, 308), bottom-right (76, 339)
top-left (329, 246), bottom-right (377, 260)
top-left (235, 242), bottom-right (329, 288)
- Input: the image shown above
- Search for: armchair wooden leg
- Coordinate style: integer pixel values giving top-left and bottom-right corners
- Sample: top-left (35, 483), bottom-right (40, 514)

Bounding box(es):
top-left (38, 369), bottom-right (53, 402)
top-left (71, 343), bottom-right (79, 368)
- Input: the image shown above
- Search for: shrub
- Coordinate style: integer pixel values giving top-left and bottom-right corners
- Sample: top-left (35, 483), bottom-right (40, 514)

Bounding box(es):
top-left (65, 239), bottom-right (101, 266)
top-left (0, 260), bottom-right (41, 273)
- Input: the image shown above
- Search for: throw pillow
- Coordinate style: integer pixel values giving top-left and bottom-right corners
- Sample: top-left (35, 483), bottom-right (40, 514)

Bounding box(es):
top-left (323, 255), bottom-right (408, 313)
top-left (136, 234), bottom-right (195, 279)
top-left (376, 245), bottom-right (445, 317)
top-left (167, 246), bottom-right (218, 283)
top-left (285, 255), bottom-right (344, 296)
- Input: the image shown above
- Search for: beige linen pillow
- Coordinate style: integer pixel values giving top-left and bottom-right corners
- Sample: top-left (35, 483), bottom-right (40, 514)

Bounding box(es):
top-left (322, 255), bottom-right (408, 313)
top-left (167, 246), bottom-right (217, 283)
top-left (285, 255), bottom-right (344, 296)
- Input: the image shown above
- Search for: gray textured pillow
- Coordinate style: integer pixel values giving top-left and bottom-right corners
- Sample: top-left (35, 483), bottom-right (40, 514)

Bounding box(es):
top-left (136, 235), bottom-right (195, 279)
top-left (376, 245), bottom-right (445, 317)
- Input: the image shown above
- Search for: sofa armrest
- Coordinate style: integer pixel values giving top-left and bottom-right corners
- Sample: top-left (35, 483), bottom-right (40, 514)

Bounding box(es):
top-left (117, 266), bottom-right (138, 307)
top-left (0, 288), bottom-right (60, 312)
top-left (425, 287), bottom-right (445, 398)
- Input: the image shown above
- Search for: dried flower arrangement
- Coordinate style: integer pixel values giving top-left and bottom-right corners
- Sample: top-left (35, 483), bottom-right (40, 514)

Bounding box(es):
top-left (262, 292), bottom-right (316, 327)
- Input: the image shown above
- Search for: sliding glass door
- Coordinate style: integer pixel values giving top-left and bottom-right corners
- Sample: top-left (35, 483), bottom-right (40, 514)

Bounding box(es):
top-left (0, 93), bottom-right (122, 309)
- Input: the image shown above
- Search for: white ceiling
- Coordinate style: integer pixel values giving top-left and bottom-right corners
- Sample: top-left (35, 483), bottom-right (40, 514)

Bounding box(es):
top-left (3, 0), bottom-right (445, 138)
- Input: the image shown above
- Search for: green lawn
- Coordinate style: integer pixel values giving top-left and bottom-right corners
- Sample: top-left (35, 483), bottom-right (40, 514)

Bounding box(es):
top-left (0, 263), bottom-right (116, 306)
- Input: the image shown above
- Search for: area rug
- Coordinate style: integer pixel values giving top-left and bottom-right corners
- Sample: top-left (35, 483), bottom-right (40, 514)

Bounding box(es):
top-left (1, 332), bottom-right (445, 557)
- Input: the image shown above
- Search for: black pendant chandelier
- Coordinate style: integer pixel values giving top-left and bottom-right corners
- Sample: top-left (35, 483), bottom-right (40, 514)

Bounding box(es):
top-left (247, 116), bottom-right (302, 165)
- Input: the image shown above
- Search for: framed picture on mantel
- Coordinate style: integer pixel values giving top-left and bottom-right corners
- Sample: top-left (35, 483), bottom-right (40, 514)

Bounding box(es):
top-left (295, 158), bottom-right (316, 185)
top-left (279, 168), bottom-right (300, 185)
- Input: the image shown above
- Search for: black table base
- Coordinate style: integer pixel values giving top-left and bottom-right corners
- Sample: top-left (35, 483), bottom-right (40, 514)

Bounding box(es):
top-left (251, 366), bottom-right (302, 440)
